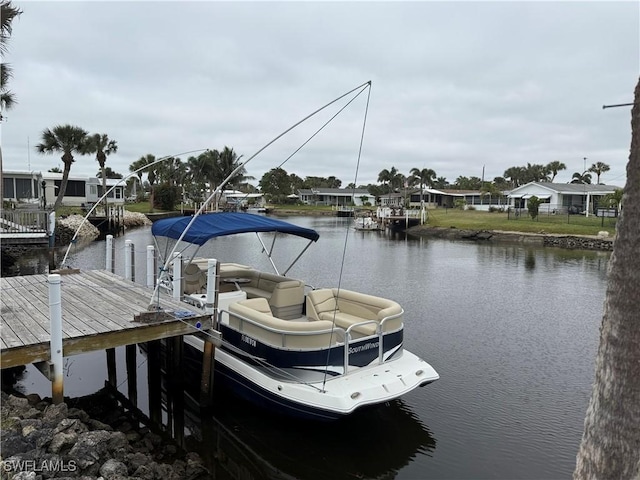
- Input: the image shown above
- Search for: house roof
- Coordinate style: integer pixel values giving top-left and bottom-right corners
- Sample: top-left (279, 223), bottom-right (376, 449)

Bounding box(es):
top-left (508, 182), bottom-right (620, 196)
top-left (297, 188), bottom-right (372, 196)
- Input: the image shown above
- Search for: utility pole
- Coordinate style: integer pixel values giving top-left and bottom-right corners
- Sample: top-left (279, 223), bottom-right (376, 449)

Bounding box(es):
top-left (583, 157), bottom-right (589, 217)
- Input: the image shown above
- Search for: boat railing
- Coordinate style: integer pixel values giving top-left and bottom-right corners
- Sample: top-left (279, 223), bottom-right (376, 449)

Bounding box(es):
top-left (343, 311), bottom-right (404, 374)
top-left (218, 308), bottom-right (347, 348)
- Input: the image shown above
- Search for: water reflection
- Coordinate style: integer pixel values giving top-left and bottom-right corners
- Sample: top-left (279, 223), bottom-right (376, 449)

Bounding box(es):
top-left (185, 390), bottom-right (436, 480)
top-left (525, 250), bottom-right (536, 270)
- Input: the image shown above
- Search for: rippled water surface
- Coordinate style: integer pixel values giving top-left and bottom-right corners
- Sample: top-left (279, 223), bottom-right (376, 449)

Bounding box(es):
top-left (9, 215), bottom-right (609, 479)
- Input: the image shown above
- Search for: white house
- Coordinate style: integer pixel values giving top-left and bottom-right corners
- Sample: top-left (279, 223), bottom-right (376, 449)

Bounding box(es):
top-left (42, 172), bottom-right (126, 207)
top-left (2, 170), bottom-right (43, 204)
top-left (507, 182), bottom-right (621, 215)
top-left (297, 188), bottom-right (374, 206)
top-left (404, 188), bottom-right (508, 211)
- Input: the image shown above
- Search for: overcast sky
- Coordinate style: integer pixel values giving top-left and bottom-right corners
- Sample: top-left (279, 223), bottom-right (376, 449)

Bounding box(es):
top-left (2, 1), bottom-right (638, 188)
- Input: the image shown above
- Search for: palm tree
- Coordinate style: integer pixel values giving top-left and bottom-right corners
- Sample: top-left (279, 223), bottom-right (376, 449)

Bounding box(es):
top-left (571, 171), bottom-right (592, 184)
top-left (217, 146), bottom-right (251, 189)
top-left (214, 146), bottom-right (251, 209)
top-left (377, 168), bottom-right (395, 194)
top-left (546, 161), bottom-right (567, 182)
top-left (128, 154), bottom-right (154, 200)
top-left (133, 154), bottom-right (157, 208)
top-left (599, 188), bottom-right (624, 211)
top-left (83, 133), bottom-right (118, 211)
top-left (36, 125), bottom-right (88, 209)
top-left (0, 1), bottom-right (22, 118)
top-left (480, 182), bottom-right (502, 205)
top-left (410, 167), bottom-right (437, 206)
top-left (574, 77), bottom-right (640, 479)
top-left (433, 176), bottom-right (449, 189)
top-left (0, 1), bottom-right (22, 201)
top-left (588, 161), bottom-right (611, 184)
top-left (503, 166), bottom-right (526, 188)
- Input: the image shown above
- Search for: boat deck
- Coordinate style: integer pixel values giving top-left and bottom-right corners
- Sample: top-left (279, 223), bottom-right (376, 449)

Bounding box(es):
top-left (0, 270), bottom-right (212, 369)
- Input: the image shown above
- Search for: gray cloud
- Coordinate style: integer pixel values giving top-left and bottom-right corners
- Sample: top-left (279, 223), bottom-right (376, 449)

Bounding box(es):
top-left (3, 1), bottom-right (637, 188)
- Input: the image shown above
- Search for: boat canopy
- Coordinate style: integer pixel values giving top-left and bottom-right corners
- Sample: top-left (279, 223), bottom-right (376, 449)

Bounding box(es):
top-left (152, 212), bottom-right (320, 246)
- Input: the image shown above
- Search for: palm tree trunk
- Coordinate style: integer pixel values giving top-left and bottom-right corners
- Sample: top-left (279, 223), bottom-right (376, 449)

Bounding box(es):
top-left (574, 77), bottom-right (640, 478)
top-left (54, 166), bottom-right (71, 209)
top-left (101, 164), bottom-right (108, 217)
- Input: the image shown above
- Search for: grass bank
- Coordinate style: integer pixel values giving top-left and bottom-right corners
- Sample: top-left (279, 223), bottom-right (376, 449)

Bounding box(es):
top-left (422, 209), bottom-right (616, 236)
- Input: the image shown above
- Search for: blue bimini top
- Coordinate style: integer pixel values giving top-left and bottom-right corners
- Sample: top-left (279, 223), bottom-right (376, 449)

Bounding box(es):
top-left (151, 212), bottom-right (320, 246)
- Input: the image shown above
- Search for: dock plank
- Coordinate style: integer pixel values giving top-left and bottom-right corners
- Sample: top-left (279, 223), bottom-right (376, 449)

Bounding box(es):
top-left (4, 274), bottom-right (90, 339)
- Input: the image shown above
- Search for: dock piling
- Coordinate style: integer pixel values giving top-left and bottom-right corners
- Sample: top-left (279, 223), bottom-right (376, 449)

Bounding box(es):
top-left (146, 246), bottom-right (156, 288)
top-left (106, 235), bottom-right (115, 272)
top-left (124, 239), bottom-right (135, 282)
top-left (172, 253), bottom-right (182, 301)
top-left (48, 274), bottom-right (64, 404)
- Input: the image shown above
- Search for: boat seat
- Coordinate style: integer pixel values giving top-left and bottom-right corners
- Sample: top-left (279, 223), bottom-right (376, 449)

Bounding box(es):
top-left (306, 288), bottom-right (403, 337)
top-left (183, 262), bottom-right (206, 294)
top-left (188, 261), bottom-right (305, 319)
top-left (228, 298), bottom-right (340, 349)
top-left (221, 269), bottom-right (305, 320)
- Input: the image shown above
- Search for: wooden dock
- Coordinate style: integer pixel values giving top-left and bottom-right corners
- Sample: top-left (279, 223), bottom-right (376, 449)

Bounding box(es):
top-left (0, 270), bottom-right (213, 369)
top-left (0, 209), bottom-right (50, 245)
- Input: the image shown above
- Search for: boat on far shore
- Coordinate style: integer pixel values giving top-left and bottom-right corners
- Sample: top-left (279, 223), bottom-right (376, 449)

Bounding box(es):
top-left (353, 210), bottom-right (382, 231)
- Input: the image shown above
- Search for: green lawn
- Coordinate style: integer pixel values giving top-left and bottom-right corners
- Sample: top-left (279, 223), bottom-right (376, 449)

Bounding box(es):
top-left (425, 208), bottom-right (617, 236)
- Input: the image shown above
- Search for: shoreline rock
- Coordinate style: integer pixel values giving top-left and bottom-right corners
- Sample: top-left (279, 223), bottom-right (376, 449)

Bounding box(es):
top-left (407, 226), bottom-right (614, 251)
top-left (0, 389), bottom-right (211, 480)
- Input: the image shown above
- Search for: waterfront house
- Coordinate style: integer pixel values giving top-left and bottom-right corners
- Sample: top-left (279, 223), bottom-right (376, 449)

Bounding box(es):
top-left (2, 170), bottom-right (43, 205)
top-left (507, 182), bottom-right (621, 215)
top-left (42, 173), bottom-right (126, 208)
top-left (297, 188), bottom-right (374, 206)
top-left (406, 188), bottom-right (508, 211)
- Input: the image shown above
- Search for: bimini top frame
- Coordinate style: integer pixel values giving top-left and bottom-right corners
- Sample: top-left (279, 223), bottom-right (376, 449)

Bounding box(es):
top-left (151, 212), bottom-right (320, 275)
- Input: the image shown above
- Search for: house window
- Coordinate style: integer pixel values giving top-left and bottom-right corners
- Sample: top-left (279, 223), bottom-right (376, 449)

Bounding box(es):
top-left (55, 180), bottom-right (86, 197)
top-left (3, 178), bottom-right (15, 198)
top-left (15, 178), bottom-right (33, 199)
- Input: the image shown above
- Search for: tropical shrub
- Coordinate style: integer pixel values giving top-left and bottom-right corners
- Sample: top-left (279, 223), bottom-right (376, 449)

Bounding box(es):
top-left (527, 195), bottom-right (542, 220)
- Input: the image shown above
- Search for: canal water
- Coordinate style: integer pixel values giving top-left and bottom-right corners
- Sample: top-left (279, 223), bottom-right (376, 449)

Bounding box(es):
top-left (6, 215), bottom-right (609, 479)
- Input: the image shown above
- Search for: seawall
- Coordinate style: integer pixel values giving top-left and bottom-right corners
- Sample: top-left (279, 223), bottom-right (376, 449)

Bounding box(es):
top-left (407, 226), bottom-right (614, 251)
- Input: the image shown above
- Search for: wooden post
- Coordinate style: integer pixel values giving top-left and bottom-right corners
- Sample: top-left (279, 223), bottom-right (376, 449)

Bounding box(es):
top-left (147, 340), bottom-right (162, 425)
top-left (106, 348), bottom-right (117, 387)
top-left (200, 259), bottom-right (220, 407)
top-left (125, 344), bottom-right (138, 407)
top-left (48, 274), bottom-right (64, 404)
top-left (170, 336), bottom-right (185, 446)
top-left (200, 342), bottom-right (215, 408)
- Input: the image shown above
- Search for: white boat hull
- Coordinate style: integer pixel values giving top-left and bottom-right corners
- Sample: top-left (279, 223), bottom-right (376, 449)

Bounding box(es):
top-left (184, 334), bottom-right (439, 420)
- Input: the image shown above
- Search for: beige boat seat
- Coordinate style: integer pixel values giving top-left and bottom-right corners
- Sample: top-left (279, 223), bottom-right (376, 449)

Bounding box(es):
top-left (305, 288), bottom-right (403, 337)
top-left (187, 261), bottom-right (305, 319)
top-left (228, 298), bottom-right (340, 349)
top-left (183, 262), bottom-right (207, 294)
